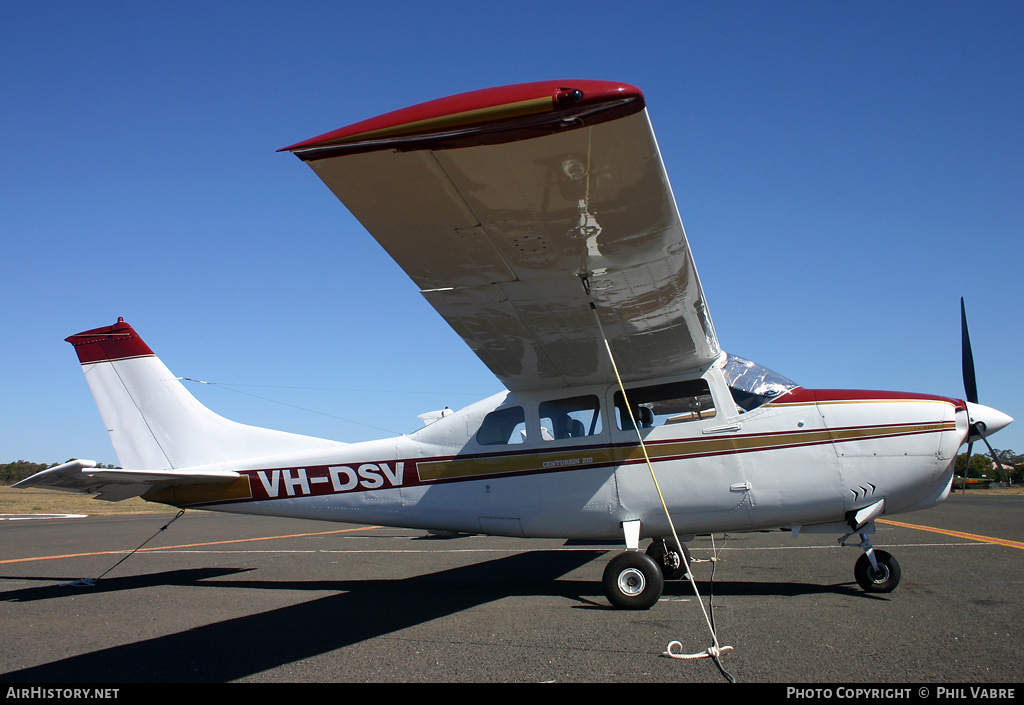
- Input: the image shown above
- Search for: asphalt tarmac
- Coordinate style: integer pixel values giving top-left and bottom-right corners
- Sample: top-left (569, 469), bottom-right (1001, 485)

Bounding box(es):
top-left (1, 493), bottom-right (1022, 685)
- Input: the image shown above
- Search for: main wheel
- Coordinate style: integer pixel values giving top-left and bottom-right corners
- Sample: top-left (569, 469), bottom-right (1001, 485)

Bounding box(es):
top-left (646, 538), bottom-right (692, 580)
top-left (854, 550), bottom-right (901, 593)
top-left (603, 551), bottom-right (665, 610)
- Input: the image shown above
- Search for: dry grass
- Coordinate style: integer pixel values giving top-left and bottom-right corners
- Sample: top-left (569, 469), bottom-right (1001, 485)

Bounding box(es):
top-left (0, 485), bottom-right (178, 515)
top-left (956, 486), bottom-right (1024, 495)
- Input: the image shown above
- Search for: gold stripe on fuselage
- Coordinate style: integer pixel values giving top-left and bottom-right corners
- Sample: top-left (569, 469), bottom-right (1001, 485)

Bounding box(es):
top-left (415, 421), bottom-right (955, 483)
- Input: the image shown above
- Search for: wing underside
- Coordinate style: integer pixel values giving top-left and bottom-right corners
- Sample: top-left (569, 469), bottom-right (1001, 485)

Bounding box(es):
top-left (286, 81), bottom-right (720, 391)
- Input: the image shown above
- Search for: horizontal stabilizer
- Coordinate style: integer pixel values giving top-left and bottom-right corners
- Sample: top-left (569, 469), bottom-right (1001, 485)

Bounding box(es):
top-left (13, 459), bottom-right (241, 502)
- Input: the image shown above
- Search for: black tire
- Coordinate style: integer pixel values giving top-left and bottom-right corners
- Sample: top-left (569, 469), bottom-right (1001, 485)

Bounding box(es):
top-left (646, 538), bottom-right (692, 580)
top-left (603, 551), bottom-right (665, 610)
top-left (854, 550), bottom-right (901, 593)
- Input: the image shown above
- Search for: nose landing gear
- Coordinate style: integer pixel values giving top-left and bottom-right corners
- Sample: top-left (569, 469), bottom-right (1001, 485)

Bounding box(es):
top-left (840, 500), bottom-right (901, 593)
top-left (852, 535), bottom-right (901, 593)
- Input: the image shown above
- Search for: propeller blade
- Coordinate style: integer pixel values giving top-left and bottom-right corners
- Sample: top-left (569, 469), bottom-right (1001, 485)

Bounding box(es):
top-left (957, 299), bottom-right (1012, 488)
top-left (979, 434), bottom-right (1002, 472)
top-left (961, 440), bottom-right (973, 494)
top-left (960, 297), bottom-right (979, 405)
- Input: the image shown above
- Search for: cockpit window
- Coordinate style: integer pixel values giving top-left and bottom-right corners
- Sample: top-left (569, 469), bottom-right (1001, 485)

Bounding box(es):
top-left (614, 379), bottom-right (717, 430)
top-left (724, 354), bottom-right (798, 412)
top-left (476, 406), bottom-right (527, 445)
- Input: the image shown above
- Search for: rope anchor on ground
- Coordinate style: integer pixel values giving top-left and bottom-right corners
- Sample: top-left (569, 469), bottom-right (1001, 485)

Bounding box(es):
top-left (663, 642), bottom-right (734, 660)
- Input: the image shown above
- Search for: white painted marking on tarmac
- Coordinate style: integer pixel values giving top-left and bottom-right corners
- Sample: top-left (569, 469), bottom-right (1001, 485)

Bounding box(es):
top-left (0, 514), bottom-right (87, 520)
top-left (128, 542), bottom-right (988, 557)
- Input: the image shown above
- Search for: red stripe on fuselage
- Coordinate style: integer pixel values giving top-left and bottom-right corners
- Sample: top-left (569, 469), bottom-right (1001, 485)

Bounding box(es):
top-left (772, 387), bottom-right (966, 413)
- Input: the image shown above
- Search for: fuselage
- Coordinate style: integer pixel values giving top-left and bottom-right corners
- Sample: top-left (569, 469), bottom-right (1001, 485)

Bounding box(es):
top-left (149, 359), bottom-right (969, 541)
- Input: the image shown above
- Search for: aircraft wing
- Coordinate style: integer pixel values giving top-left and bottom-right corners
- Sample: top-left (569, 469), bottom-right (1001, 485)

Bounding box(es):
top-left (283, 80), bottom-right (720, 391)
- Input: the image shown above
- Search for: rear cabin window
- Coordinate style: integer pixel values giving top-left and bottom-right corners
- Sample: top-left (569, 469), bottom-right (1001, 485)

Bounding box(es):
top-left (476, 406), bottom-right (527, 445)
top-left (614, 379), bottom-right (717, 430)
top-left (539, 395), bottom-right (602, 441)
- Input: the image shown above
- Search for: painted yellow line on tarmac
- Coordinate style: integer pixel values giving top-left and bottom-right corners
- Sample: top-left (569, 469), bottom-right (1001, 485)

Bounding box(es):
top-left (878, 518), bottom-right (1024, 550)
top-left (0, 525), bottom-right (382, 565)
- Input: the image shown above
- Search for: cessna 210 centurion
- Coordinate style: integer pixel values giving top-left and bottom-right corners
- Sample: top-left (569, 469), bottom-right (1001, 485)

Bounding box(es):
top-left (17, 80), bottom-right (1013, 609)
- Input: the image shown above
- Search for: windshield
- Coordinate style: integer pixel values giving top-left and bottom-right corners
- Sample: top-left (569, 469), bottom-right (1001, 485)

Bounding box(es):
top-left (724, 354), bottom-right (798, 412)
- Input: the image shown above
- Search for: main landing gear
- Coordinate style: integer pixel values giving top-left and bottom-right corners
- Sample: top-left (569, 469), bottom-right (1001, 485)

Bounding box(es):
top-left (646, 536), bottom-right (692, 580)
top-left (603, 551), bottom-right (664, 610)
top-left (602, 521), bottom-right (692, 610)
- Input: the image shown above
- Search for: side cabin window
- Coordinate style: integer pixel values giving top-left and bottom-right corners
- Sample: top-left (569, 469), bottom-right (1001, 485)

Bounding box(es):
top-left (539, 395), bottom-right (602, 441)
top-left (614, 379), bottom-right (717, 431)
top-left (476, 406), bottom-right (527, 445)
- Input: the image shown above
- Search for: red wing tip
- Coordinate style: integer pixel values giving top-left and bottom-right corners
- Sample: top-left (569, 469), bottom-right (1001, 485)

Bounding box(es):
top-left (66, 318), bottom-right (155, 364)
top-left (278, 79), bottom-right (644, 153)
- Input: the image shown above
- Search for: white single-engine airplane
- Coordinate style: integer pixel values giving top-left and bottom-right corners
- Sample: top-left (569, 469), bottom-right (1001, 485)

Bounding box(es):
top-left (18, 80), bottom-right (1013, 609)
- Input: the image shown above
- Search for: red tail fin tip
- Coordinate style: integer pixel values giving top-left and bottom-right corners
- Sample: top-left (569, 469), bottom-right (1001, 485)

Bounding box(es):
top-left (65, 318), bottom-right (155, 364)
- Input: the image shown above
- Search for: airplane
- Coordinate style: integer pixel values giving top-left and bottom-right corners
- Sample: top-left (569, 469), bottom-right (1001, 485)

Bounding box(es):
top-left (16, 80), bottom-right (1013, 609)
top-left (952, 476), bottom-right (997, 490)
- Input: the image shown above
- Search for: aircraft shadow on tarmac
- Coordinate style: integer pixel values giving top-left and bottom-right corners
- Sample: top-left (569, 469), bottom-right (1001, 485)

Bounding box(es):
top-left (0, 550), bottom-right (869, 683)
top-left (1, 550), bottom-right (602, 683)
top-left (0, 567), bottom-right (253, 602)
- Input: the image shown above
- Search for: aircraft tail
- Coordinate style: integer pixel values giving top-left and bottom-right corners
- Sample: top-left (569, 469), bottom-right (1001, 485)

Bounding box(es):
top-left (65, 318), bottom-right (344, 470)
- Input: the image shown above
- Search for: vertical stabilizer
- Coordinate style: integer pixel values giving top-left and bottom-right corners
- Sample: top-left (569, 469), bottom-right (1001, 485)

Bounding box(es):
top-left (67, 319), bottom-right (343, 470)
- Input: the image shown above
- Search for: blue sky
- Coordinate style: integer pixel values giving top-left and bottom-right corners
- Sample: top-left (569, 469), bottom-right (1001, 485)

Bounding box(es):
top-left (3, 1), bottom-right (1022, 467)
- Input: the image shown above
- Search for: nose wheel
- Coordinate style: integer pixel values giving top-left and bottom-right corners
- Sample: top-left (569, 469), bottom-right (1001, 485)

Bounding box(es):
top-left (841, 504), bottom-right (902, 594)
top-left (854, 548), bottom-right (901, 592)
top-left (845, 531), bottom-right (902, 593)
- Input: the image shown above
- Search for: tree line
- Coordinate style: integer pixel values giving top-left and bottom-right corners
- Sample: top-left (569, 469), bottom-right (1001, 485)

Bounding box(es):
top-left (1, 460), bottom-right (120, 485)
top-left (955, 448), bottom-right (1022, 484)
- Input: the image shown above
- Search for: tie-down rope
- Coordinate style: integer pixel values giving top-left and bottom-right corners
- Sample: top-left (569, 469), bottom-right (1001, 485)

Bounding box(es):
top-left (582, 276), bottom-right (733, 666)
top-left (62, 509), bottom-right (186, 587)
